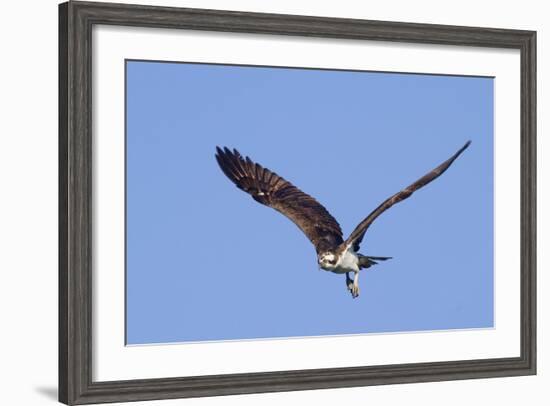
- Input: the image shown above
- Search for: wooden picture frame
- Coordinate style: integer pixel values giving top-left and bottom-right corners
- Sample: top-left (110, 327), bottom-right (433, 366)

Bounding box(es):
top-left (59, 1), bottom-right (536, 404)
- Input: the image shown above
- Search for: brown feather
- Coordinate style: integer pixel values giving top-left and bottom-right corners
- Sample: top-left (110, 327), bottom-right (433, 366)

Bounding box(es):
top-left (215, 147), bottom-right (343, 253)
top-left (345, 140), bottom-right (471, 252)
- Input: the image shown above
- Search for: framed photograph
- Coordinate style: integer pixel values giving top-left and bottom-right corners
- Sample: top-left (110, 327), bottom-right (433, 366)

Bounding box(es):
top-left (59, 1), bottom-right (536, 404)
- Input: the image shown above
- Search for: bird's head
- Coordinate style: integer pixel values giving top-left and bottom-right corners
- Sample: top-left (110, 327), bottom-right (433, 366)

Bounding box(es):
top-left (318, 252), bottom-right (337, 270)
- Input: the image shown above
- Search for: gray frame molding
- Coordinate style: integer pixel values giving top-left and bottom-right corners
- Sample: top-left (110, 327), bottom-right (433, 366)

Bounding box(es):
top-left (59, 1), bottom-right (536, 404)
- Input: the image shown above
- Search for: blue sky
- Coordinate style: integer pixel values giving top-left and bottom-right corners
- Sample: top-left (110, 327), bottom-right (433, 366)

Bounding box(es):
top-left (126, 60), bottom-right (494, 345)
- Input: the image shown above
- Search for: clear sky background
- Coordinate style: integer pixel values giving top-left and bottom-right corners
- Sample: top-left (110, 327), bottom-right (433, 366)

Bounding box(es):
top-left (126, 60), bottom-right (493, 345)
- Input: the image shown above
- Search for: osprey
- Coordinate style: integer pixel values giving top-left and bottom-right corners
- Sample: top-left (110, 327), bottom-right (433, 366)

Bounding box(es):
top-left (215, 141), bottom-right (470, 298)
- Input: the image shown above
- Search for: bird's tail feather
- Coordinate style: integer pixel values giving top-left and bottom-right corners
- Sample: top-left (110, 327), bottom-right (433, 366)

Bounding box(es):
top-left (358, 254), bottom-right (392, 269)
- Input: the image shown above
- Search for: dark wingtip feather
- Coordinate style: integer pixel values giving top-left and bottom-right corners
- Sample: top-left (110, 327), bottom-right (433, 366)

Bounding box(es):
top-left (215, 151), bottom-right (234, 180)
top-left (215, 146), bottom-right (236, 165)
top-left (437, 140), bottom-right (472, 175)
top-left (454, 140), bottom-right (471, 159)
top-left (215, 145), bottom-right (224, 162)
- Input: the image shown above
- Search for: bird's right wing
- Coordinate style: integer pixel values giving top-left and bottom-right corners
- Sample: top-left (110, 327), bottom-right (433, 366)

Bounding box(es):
top-left (345, 140), bottom-right (471, 252)
top-left (216, 147), bottom-right (344, 254)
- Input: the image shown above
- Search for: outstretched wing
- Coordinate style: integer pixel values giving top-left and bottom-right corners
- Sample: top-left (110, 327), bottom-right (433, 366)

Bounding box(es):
top-left (215, 147), bottom-right (343, 253)
top-left (345, 140), bottom-right (471, 252)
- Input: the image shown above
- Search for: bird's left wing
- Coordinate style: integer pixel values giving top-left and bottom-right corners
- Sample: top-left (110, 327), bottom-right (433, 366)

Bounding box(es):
top-left (344, 140), bottom-right (471, 252)
top-left (215, 147), bottom-right (344, 254)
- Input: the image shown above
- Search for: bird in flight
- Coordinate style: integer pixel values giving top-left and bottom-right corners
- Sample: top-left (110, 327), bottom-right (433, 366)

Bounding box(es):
top-left (215, 141), bottom-right (471, 298)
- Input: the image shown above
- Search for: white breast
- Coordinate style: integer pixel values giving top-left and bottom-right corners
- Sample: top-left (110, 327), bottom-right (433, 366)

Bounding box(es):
top-left (334, 248), bottom-right (360, 273)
